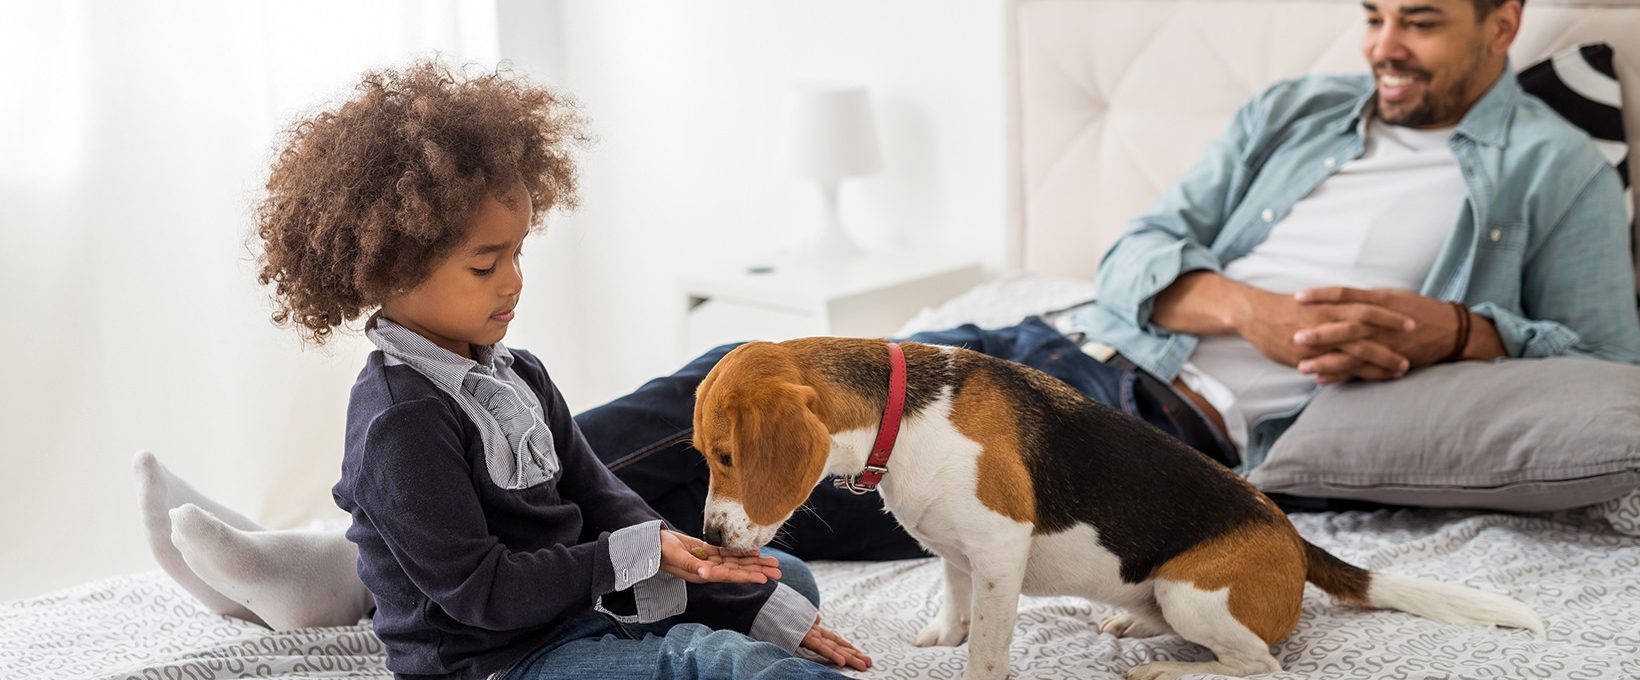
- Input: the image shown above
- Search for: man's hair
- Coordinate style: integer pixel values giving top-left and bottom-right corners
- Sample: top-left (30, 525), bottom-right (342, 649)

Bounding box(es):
top-left (253, 60), bottom-right (588, 344)
top-left (1472, 0), bottom-right (1523, 18)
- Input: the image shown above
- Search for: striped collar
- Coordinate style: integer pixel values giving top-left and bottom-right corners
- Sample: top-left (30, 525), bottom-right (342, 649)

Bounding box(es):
top-left (365, 315), bottom-right (515, 391)
top-left (365, 313), bottom-right (559, 490)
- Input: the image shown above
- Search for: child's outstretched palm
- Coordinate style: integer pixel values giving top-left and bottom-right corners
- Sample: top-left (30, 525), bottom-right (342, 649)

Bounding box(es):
top-left (802, 616), bottom-right (873, 671)
top-left (658, 529), bottom-right (781, 584)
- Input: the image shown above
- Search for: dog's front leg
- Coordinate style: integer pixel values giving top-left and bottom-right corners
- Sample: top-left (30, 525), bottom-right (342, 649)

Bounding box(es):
top-left (962, 531), bottom-right (1031, 680)
top-left (914, 557), bottom-right (972, 646)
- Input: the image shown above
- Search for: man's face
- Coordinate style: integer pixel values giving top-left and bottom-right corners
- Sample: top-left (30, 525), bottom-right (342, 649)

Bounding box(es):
top-left (1361, 0), bottom-right (1517, 128)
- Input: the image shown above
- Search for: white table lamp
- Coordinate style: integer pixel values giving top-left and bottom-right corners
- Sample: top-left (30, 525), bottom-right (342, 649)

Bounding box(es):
top-left (779, 87), bottom-right (883, 258)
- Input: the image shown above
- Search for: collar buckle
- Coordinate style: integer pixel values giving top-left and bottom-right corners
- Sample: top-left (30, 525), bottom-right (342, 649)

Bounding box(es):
top-left (831, 467), bottom-right (888, 495)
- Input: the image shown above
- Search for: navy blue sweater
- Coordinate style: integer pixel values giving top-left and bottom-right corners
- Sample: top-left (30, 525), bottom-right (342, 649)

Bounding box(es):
top-left (334, 348), bottom-right (786, 679)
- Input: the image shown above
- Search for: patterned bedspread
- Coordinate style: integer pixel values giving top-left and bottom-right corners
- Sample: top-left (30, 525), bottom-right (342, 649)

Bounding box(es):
top-left (6, 509), bottom-right (1638, 679)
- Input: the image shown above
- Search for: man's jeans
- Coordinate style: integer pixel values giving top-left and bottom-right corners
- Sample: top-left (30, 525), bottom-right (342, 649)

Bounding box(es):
top-left (574, 317), bottom-right (1236, 561)
top-left (497, 549), bottom-right (842, 680)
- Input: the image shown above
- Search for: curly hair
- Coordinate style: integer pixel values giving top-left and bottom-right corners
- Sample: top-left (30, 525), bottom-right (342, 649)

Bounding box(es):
top-left (254, 59), bottom-right (588, 344)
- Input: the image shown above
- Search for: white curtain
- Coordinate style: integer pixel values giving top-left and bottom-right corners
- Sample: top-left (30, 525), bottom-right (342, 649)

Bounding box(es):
top-left (0, 0), bottom-right (506, 600)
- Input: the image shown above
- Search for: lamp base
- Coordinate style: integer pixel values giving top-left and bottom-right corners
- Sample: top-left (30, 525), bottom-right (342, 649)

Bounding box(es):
top-left (809, 179), bottom-right (864, 259)
top-left (812, 221), bottom-right (863, 259)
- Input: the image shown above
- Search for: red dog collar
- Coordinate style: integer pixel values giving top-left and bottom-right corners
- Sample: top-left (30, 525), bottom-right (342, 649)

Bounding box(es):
top-left (835, 342), bottom-right (906, 495)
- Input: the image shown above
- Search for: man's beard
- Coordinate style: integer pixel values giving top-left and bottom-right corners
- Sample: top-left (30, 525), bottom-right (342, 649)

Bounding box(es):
top-left (1374, 47), bottom-right (1488, 128)
top-left (1378, 85), bottom-right (1464, 127)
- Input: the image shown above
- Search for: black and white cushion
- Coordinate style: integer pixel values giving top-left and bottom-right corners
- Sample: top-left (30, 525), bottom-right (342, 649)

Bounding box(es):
top-left (1517, 43), bottom-right (1637, 304)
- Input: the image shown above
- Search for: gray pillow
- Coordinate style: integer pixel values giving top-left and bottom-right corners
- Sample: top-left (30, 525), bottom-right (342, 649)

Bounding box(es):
top-left (1248, 357), bottom-right (1640, 512)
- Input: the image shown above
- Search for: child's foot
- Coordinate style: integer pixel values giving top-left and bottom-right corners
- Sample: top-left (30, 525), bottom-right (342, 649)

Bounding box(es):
top-left (170, 504), bottom-right (373, 630)
top-left (133, 451), bottom-right (265, 624)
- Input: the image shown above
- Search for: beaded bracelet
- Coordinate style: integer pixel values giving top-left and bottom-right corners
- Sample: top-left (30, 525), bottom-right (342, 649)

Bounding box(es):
top-left (1443, 301), bottom-right (1471, 363)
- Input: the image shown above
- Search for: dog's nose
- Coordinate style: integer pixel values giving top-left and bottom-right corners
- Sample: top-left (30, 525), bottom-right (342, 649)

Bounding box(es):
top-left (703, 527), bottom-right (724, 546)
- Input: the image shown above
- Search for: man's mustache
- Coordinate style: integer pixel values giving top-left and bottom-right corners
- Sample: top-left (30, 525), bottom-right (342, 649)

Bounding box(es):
top-left (1374, 62), bottom-right (1432, 79)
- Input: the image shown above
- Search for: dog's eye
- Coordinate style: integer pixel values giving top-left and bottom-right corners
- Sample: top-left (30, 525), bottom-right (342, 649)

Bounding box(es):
top-left (717, 453), bottom-right (733, 468)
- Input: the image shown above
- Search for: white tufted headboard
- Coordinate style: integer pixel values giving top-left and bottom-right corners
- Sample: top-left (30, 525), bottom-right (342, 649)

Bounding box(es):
top-left (1007, 0), bottom-right (1640, 280)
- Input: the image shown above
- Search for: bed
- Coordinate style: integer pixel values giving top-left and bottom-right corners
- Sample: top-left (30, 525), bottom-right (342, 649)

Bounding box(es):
top-left (10, 277), bottom-right (1640, 680)
top-left (9, 0), bottom-right (1640, 678)
top-left (6, 506), bottom-right (1640, 679)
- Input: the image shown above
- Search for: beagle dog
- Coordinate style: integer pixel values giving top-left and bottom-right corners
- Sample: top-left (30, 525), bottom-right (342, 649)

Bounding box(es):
top-left (693, 338), bottom-right (1542, 680)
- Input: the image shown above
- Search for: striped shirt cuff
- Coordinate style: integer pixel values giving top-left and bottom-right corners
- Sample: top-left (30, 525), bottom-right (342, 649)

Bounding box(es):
top-left (594, 520), bottom-right (686, 623)
top-left (747, 582), bottom-right (819, 653)
top-left (608, 520), bottom-right (663, 590)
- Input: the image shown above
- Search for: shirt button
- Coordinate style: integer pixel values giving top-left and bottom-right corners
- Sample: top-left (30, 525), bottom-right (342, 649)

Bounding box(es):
top-left (1489, 229), bottom-right (1502, 242)
top-left (1323, 157), bottom-right (1336, 168)
top-left (621, 568), bottom-right (629, 583)
top-left (1261, 209), bottom-right (1275, 223)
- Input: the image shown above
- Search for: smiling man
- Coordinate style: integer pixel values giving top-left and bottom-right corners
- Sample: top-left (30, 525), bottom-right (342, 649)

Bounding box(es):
top-left (1370, 0), bottom-right (1508, 127)
top-left (1061, 0), bottom-right (1640, 472)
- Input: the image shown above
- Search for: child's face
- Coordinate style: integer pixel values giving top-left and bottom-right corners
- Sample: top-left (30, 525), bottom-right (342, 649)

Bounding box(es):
top-left (381, 181), bottom-right (532, 359)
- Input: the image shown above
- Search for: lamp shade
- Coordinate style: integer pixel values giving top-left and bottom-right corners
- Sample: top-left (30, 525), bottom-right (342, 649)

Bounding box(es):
top-left (779, 87), bottom-right (883, 183)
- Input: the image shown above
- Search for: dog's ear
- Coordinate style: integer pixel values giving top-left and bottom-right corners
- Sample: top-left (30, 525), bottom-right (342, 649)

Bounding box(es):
top-left (731, 382), bottom-right (829, 526)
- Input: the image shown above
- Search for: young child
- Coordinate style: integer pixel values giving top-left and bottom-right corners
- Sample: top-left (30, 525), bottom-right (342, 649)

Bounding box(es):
top-left (249, 60), bottom-right (870, 680)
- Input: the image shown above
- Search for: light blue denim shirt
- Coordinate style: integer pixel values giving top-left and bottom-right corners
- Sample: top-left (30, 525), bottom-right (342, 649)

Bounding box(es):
top-left (1068, 67), bottom-right (1640, 471)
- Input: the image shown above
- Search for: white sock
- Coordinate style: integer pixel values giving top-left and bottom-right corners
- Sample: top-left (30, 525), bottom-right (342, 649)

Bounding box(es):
top-left (133, 450), bottom-right (266, 624)
top-left (170, 503), bottom-right (374, 630)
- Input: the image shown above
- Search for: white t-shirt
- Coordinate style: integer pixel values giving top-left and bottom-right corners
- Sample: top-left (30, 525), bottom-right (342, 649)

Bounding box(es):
top-left (1178, 119), bottom-right (1467, 452)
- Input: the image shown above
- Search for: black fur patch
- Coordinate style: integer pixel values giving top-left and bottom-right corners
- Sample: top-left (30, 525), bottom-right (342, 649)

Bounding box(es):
top-left (938, 345), bottom-right (1276, 584)
top-left (798, 338), bottom-right (949, 420)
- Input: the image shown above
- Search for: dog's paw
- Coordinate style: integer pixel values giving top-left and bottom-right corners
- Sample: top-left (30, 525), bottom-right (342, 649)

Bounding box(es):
top-left (913, 616), bottom-right (970, 647)
top-left (1099, 612), bottom-right (1169, 639)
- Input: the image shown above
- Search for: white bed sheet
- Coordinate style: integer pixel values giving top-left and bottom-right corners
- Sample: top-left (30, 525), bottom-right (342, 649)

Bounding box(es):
top-left (7, 508), bottom-right (1639, 680)
top-left (1, 570), bottom-right (385, 679)
top-left (819, 510), bottom-right (1640, 679)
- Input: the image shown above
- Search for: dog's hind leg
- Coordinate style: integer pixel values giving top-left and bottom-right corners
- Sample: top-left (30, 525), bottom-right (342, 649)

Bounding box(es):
top-left (1125, 580), bottom-right (1282, 680)
top-left (960, 527), bottom-right (1032, 680)
top-left (915, 556), bottom-right (973, 647)
top-left (1099, 604), bottom-right (1172, 639)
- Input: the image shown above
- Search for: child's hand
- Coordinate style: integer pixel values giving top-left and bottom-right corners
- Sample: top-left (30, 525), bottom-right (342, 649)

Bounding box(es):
top-left (658, 529), bottom-right (781, 584)
top-left (801, 616), bottom-right (872, 671)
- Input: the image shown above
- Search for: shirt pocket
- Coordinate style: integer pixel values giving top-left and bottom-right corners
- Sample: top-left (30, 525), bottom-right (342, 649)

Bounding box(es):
top-left (1469, 220), bottom-right (1527, 308)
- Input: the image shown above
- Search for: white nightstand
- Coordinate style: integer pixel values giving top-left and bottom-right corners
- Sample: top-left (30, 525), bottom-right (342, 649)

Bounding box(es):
top-left (676, 253), bottom-right (987, 361)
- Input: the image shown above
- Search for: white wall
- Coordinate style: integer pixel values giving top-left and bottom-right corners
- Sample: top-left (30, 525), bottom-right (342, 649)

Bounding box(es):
top-left (549, 0), bottom-right (1009, 408)
top-left (0, 0), bottom-right (1007, 601)
top-left (0, 0), bottom-right (506, 601)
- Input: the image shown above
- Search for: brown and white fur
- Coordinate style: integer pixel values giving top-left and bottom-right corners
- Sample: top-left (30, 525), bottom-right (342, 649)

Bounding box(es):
top-left (692, 338), bottom-right (1543, 680)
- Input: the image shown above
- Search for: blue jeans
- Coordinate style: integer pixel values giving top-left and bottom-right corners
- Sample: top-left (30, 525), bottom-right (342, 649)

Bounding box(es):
top-left (573, 317), bottom-right (1234, 561)
top-left (499, 549), bottom-right (838, 680)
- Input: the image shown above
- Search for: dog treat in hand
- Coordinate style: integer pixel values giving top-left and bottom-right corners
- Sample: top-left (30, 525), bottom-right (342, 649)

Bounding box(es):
top-left (689, 546), bottom-right (710, 560)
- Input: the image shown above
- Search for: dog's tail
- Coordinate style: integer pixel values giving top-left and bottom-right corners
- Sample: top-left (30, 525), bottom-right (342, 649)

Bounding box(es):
top-left (1302, 539), bottom-right (1544, 633)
